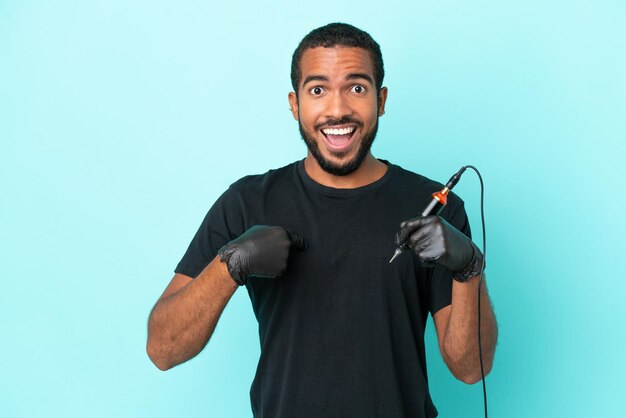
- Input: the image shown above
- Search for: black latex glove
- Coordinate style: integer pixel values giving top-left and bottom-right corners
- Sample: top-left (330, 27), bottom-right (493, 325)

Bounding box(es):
top-left (218, 225), bottom-right (308, 286)
top-left (395, 216), bottom-right (477, 273)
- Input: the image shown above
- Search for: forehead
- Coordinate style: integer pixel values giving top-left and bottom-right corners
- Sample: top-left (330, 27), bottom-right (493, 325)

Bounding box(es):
top-left (299, 47), bottom-right (375, 86)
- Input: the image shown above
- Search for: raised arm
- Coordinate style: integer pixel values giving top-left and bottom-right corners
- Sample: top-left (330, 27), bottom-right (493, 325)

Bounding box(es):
top-left (146, 225), bottom-right (308, 371)
top-left (146, 257), bottom-right (237, 370)
top-left (396, 215), bottom-right (498, 383)
top-left (433, 277), bottom-right (497, 383)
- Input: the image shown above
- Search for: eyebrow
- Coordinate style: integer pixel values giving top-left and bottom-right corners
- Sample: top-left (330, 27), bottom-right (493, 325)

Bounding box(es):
top-left (301, 73), bottom-right (375, 88)
top-left (346, 73), bottom-right (374, 85)
top-left (302, 75), bottom-right (329, 87)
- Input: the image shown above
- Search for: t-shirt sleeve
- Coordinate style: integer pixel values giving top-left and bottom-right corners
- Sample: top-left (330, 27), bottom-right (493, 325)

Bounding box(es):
top-left (174, 186), bottom-right (247, 279)
top-left (428, 201), bottom-right (472, 315)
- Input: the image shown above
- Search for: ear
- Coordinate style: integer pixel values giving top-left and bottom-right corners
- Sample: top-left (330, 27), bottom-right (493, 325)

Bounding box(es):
top-left (288, 92), bottom-right (299, 120)
top-left (378, 87), bottom-right (388, 116)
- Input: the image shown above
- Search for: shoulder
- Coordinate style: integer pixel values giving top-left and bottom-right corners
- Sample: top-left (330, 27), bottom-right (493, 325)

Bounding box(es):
top-left (205, 161), bottom-right (300, 224)
top-left (387, 162), bottom-right (440, 190)
top-left (224, 161), bottom-right (300, 197)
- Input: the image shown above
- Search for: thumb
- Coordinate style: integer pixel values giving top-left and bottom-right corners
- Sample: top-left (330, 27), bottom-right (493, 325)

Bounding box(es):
top-left (285, 229), bottom-right (308, 251)
top-left (400, 216), bottom-right (427, 230)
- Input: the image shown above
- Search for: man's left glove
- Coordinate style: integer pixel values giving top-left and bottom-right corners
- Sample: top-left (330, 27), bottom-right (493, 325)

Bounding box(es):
top-left (395, 216), bottom-right (484, 282)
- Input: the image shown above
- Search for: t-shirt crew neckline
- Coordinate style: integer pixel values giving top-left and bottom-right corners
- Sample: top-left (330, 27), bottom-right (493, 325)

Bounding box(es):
top-left (296, 158), bottom-right (394, 197)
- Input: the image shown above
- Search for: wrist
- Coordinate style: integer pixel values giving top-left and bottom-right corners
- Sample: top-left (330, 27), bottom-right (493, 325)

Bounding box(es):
top-left (452, 242), bottom-right (485, 283)
top-left (207, 256), bottom-right (240, 291)
top-left (217, 246), bottom-right (246, 286)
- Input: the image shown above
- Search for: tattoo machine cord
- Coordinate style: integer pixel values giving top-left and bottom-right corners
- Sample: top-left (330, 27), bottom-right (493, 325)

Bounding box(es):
top-left (465, 164), bottom-right (488, 418)
top-left (390, 165), bottom-right (489, 418)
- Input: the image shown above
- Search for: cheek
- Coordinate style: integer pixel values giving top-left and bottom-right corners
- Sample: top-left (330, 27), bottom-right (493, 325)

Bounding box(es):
top-left (348, 97), bottom-right (376, 118)
top-left (362, 101), bottom-right (380, 120)
top-left (298, 102), bottom-right (324, 126)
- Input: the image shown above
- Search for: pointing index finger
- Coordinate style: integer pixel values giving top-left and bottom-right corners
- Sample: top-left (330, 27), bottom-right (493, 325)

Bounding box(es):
top-left (285, 229), bottom-right (308, 251)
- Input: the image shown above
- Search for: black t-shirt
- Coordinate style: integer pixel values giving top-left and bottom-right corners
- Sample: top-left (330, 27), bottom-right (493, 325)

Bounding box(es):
top-left (175, 160), bottom-right (470, 418)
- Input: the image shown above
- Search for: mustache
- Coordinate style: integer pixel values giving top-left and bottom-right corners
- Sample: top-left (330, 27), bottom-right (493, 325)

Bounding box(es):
top-left (314, 116), bottom-right (362, 131)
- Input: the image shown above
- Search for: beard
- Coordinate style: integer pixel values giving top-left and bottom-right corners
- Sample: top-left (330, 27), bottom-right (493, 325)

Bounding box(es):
top-left (298, 116), bottom-right (379, 177)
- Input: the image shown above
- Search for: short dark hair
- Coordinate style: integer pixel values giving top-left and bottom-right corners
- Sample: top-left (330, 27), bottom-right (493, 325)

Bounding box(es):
top-left (290, 23), bottom-right (385, 94)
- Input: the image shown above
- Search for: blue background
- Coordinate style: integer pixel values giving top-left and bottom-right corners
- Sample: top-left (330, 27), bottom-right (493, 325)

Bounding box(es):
top-left (1, 1), bottom-right (624, 417)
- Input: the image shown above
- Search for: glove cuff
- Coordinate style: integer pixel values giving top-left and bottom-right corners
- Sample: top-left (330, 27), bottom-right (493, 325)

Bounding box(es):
top-left (452, 241), bottom-right (485, 283)
top-left (217, 246), bottom-right (246, 286)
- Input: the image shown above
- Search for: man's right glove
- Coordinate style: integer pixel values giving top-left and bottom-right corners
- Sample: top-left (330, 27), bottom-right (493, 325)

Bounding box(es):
top-left (217, 225), bottom-right (308, 286)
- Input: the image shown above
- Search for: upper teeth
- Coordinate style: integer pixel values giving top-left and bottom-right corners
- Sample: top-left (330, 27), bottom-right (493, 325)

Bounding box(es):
top-left (322, 127), bottom-right (355, 135)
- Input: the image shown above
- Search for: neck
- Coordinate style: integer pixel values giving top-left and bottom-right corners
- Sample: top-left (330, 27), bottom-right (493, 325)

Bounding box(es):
top-left (303, 152), bottom-right (388, 189)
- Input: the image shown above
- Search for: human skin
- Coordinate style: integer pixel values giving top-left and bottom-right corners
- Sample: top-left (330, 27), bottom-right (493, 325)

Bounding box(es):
top-left (434, 276), bottom-right (498, 383)
top-left (288, 46), bottom-right (389, 189)
top-left (146, 258), bottom-right (236, 370)
top-left (290, 46), bottom-right (497, 383)
top-left (146, 47), bottom-right (392, 371)
top-left (147, 46), bottom-right (497, 382)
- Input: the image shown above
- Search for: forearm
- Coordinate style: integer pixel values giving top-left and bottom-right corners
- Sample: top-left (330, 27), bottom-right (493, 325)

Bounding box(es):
top-left (147, 257), bottom-right (238, 370)
top-left (442, 276), bottom-right (498, 383)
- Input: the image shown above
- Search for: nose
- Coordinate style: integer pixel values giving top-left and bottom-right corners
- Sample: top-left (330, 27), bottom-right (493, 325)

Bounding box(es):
top-left (326, 91), bottom-right (353, 119)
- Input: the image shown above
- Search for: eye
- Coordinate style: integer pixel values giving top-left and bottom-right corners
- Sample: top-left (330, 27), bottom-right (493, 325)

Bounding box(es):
top-left (351, 84), bottom-right (366, 94)
top-left (309, 86), bottom-right (324, 95)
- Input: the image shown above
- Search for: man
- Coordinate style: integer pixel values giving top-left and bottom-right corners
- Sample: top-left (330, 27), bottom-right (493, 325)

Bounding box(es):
top-left (147, 23), bottom-right (498, 417)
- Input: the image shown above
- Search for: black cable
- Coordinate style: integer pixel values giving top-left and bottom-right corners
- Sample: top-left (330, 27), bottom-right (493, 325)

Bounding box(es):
top-left (463, 165), bottom-right (488, 418)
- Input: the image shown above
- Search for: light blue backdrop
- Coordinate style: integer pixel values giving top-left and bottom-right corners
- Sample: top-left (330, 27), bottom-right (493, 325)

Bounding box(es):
top-left (1, 1), bottom-right (624, 417)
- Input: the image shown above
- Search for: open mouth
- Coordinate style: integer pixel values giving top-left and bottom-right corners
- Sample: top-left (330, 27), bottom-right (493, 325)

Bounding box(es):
top-left (320, 126), bottom-right (356, 152)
